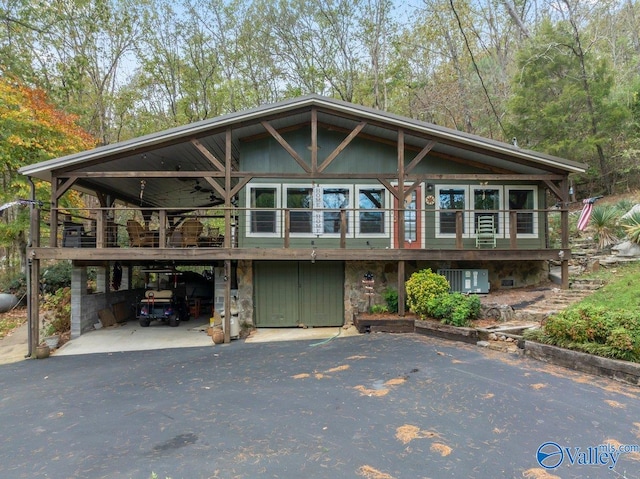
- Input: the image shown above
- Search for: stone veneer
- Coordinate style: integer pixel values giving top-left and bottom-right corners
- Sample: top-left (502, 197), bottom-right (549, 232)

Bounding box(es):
top-left (230, 259), bottom-right (548, 328)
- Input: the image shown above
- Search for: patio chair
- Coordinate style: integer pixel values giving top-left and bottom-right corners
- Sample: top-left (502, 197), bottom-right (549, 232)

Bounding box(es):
top-left (180, 218), bottom-right (204, 247)
top-left (475, 215), bottom-right (496, 248)
top-left (126, 219), bottom-right (156, 247)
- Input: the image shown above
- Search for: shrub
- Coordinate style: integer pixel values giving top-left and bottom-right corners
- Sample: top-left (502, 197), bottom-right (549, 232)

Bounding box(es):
top-left (544, 312), bottom-right (589, 344)
top-left (426, 293), bottom-right (481, 327)
top-left (42, 287), bottom-right (71, 337)
top-left (405, 269), bottom-right (450, 318)
top-left (41, 261), bottom-right (72, 294)
top-left (382, 288), bottom-right (399, 313)
top-left (0, 273), bottom-right (27, 302)
top-left (606, 327), bottom-right (637, 353)
top-left (589, 205), bottom-right (620, 250)
top-left (621, 210), bottom-right (640, 245)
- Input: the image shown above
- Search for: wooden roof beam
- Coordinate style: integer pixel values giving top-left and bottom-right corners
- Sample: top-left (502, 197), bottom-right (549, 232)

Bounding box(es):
top-left (261, 120), bottom-right (311, 173)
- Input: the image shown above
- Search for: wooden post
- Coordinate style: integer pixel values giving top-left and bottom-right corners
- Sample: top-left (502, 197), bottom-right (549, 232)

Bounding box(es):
top-left (398, 260), bottom-right (405, 316)
top-left (509, 211), bottom-right (518, 249)
top-left (397, 130), bottom-right (405, 249)
top-left (28, 203), bottom-right (41, 357)
top-left (284, 209), bottom-right (290, 248)
top-left (29, 258), bottom-right (40, 357)
top-left (455, 211), bottom-right (463, 249)
top-left (50, 179), bottom-right (58, 247)
top-left (223, 259), bottom-right (231, 344)
top-left (560, 179), bottom-right (570, 289)
top-left (158, 209), bottom-right (167, 248)
top-left (96, 209), bottom-right (105, 248)
top-left (340, 209), bottom-right (347, 248)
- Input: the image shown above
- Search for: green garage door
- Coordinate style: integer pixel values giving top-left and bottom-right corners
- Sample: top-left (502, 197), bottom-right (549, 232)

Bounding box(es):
top-left (254, 261), bottom-right (344, 327)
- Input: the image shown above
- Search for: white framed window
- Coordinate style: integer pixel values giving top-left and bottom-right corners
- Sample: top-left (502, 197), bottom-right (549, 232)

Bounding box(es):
top-left (471, 185), bottom-right (503, 237)
top-left (246, 184), bottom-right (281, 237)
top-left (321, 185), bottom-right (352, 237)
top-left (284, 184), bottom-right (353, 237)
top-left (285, 185), bottom-right (314, 235)
top-left (505, 186), bottom-right (538, 238)
top-left (436, 185), bottom-right (469, 238)
top-left (356, 185), bottom-right (389, 237)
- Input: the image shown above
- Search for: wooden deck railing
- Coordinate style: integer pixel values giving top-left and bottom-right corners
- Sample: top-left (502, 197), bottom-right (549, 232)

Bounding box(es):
top-left (40, 206), bottom-right (567, 251)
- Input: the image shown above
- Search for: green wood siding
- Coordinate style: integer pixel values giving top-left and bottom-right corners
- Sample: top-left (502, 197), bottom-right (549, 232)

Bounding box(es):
top-left (254, 261), bottom-right (344, 327)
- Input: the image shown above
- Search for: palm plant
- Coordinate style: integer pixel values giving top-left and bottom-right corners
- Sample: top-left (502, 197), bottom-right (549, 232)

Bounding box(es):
top-left (621, 210), bottom-right (640, 244)
top-left (589, 205), bottom-right (620, 250)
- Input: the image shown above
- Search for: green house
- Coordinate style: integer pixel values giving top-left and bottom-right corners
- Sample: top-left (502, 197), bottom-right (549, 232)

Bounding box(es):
top-left (20, 95), bottom-right (586, 348)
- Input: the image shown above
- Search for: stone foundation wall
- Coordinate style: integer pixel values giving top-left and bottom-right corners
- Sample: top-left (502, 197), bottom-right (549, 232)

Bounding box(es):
top-left (236, 260), bottom-right (254, 326)
top-left (234, 259), bottom-right (548, 328)
top-left (344, 260), bottom-right (549, 324)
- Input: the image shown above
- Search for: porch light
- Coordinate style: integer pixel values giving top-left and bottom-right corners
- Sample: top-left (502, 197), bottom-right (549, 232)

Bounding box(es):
top-left (426, 183), bottom-right (434, 192)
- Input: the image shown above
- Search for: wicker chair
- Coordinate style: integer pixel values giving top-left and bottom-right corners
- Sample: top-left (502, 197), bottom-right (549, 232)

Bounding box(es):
top-left (180, 218), bottom-right (204, 247)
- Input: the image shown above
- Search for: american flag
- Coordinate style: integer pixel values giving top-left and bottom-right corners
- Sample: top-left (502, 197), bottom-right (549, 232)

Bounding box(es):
top-left (577, 196), bottom-right (602, 231)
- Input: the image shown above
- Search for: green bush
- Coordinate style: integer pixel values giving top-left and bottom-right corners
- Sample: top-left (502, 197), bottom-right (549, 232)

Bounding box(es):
top-left (405, 269), bottom-right (450, 318)
top-left (589, 204), bottom-right (621, 250)
top-left (42, 287), bottom-right (71, 336)
top-left (382, 288), bottom-right (399, 313)
top-left (537, 306), bottom-right (640, 362)
top-left (426, 293), bottom-right (481, 327)
top-left (0, 273), bottom-right (27, 302)
top-left (41, 261), bottom-right (72, 294)
top-left (606, 327), bottom-right (638, 353)
top-left (621, 210), bottom-right (640, 244)
top-left (544, 311), bottom-right (589, 344)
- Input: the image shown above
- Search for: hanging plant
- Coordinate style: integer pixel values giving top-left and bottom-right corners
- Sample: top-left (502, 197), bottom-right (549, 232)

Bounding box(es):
top-left (112, 262), bottom-right (122, 291)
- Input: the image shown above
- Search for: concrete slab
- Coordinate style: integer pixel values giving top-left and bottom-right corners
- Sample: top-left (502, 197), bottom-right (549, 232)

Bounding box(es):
top-left (51, 322), bottom-right (360, 356)
top-left (54, 319), bottom-right (215, 356)
top-left (245, 326), bottom-right (360, 343)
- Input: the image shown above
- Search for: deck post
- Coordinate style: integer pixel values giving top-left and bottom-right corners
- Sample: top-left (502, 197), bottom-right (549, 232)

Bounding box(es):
top-left (398, 260), bottom-right (405, 316)
top-left (28, 258), bottom-right (40, 357)
top-left (223, 260), bottom-right (231, 344)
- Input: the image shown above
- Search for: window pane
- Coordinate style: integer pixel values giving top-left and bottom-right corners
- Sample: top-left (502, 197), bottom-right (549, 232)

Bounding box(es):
top-left (251, 188), bottom-right (276, 233)
top-left (439, 188), bottom-right (465, 234)
top-left (509, 189), bottom-right (534, 234)
top-left (404, 191), bottom-right (417, 241)
top-left (287, 188), bottom-right (312, 233)
top-left (359, 188), bottom-right (384, 234)
top-left (323, 188), bottom-right (349, 233)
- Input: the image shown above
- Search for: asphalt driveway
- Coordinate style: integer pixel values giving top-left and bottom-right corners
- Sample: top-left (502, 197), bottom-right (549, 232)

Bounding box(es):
top-left (1, 333), bottom-right (639, 479)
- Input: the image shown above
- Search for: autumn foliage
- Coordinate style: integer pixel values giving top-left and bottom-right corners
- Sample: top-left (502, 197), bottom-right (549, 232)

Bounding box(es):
top-left (0, 77), bottom-right (96, 272)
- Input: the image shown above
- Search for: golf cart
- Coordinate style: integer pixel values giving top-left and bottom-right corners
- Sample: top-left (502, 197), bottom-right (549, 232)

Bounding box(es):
top-left (136, 269), bottom-right (190, 327)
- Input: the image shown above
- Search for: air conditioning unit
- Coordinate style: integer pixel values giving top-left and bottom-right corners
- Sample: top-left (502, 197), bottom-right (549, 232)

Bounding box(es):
top-left (437, 269), bottom-right (489, 294)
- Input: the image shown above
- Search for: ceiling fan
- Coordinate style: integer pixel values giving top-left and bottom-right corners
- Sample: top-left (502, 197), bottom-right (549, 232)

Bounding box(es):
top-left (190, 179), bottom-right (214, 194)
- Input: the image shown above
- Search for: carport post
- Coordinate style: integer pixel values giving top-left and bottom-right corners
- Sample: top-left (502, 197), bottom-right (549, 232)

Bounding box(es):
top-left (224, 260), bottom-right (231, 343)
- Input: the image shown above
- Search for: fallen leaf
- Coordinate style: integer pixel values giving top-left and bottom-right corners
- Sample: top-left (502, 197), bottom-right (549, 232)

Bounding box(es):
top-left (357, 465), bottom-right (396, 479)
top-left (325, 365), bottom-right (349, 373)
top-left (395, 424), bottom-right (439, 444)
top-left (292, 373), bottom-right (310, 379)
top-left (604, 399), bottom-right (625, 409)
top-left (430, 443), bottom-right (452, 456)
top-left (354, 385), bottom-right (389, 397)
top-left (522, 468), bottom-right (561, 479)
top-left (384, 377), bottom-right (406, 387)
top-left (530, 383), bottom-right (547, 390)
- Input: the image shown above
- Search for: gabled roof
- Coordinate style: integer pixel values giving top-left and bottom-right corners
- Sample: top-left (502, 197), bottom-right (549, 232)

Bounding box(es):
top-left (19, 94), bottom-right (586, 208)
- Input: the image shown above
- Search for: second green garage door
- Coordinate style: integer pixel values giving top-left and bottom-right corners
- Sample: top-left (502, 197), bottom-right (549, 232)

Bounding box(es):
top-left (254, 261), bottom-right (344, 327)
